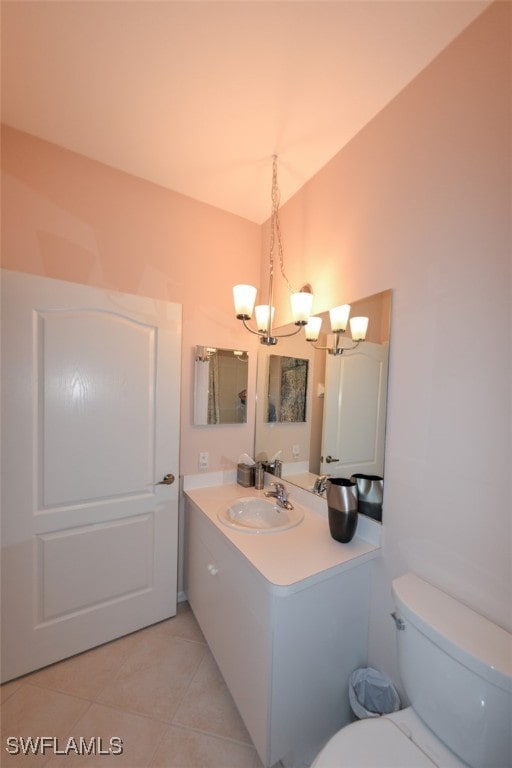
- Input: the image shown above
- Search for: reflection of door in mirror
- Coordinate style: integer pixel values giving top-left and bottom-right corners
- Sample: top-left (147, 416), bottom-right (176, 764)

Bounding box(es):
top-left (320, 342), bottom-right (388, 476)
top-left (194, 347), bottom-right (248, 425)
top-left (268, 355), bottom-right (308, 423)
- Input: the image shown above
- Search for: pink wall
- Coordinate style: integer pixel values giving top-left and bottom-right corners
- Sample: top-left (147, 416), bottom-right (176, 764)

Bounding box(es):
top-left (1, 126), bottom-right (261, 477)
top-left (274, 1), bottom-right (511, 681)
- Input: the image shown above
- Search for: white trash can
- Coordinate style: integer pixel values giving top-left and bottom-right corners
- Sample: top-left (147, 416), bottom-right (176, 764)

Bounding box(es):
top-left (349, 667), bottom-right (401, 719)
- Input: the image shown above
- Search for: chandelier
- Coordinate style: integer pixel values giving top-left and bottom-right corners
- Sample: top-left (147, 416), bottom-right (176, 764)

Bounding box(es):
top-left (233, 156), bottom-right (313, 345)
top-left (304, 306), bottom-right (368, 355)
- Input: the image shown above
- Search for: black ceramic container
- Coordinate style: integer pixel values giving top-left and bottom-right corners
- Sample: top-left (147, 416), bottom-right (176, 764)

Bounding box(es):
top-left (326, 478), bottom-right (358, 543)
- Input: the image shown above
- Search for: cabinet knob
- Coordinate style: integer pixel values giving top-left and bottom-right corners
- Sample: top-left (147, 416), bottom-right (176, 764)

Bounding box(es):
top-left (207, 564), bottom-right (219, 576)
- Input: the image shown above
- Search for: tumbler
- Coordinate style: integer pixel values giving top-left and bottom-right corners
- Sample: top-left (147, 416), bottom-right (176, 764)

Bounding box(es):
top-left (326, 478), bottom-right (358, 543)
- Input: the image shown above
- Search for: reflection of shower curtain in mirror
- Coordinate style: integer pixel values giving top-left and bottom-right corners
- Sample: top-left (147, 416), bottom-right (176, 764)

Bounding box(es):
top-left (208, 353), bottom-right (220, 424)
top-left (280, 359), bottom-right (307, 422)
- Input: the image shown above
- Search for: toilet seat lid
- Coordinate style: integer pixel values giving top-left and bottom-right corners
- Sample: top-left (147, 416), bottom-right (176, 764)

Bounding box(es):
top-left (312, 717), bottom-right (438, 768)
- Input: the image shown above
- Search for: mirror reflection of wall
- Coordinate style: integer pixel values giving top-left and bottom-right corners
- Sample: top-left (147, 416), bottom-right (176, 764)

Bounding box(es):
top-left (194, 346), bottom-right (248, 425)
top-left (268, 355), bottom-right (309, 423)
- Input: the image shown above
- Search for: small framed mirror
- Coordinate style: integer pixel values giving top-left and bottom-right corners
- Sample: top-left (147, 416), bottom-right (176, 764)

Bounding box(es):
top-left (194, 346), bottom-right (248, 425)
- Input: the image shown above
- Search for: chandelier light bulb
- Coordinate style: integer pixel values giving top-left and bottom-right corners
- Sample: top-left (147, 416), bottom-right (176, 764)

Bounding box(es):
top-left (255, 304), bottom-right (275, 333)
top-left (290, 291), bottom-right (314, 325)
top-left (350, 316), bottom-right (369, 341)
top-left (305, 316), bottom-right (323, 341)
top-left (233, 284), bottom-right (257, 319)
top-left (329, 304), bottom-right (351, 333)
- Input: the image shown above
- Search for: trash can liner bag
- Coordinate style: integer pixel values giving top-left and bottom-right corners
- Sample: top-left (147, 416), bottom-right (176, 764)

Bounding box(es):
top-left (349, 667), bottom-right (401, 719)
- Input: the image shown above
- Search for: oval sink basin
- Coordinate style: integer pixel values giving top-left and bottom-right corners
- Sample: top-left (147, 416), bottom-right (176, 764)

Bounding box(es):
top-left (218, 496), bottom-right (304, 534)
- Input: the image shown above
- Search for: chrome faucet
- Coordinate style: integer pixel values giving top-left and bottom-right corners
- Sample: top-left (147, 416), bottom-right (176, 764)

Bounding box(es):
top-left (265, 482), bottom-right (293, 510)
top-left (313, 474), bottom-right (329, 495)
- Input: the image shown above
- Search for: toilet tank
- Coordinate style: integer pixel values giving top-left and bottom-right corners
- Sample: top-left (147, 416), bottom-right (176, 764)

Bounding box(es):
top-left (392, 573), bottom-right (511, 768)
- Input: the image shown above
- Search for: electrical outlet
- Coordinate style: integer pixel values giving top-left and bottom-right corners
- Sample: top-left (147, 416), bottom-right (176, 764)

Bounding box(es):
top-left (292, 444), bottom-right (300, 458)
top-left (199, 452), bottom-right (209, 471)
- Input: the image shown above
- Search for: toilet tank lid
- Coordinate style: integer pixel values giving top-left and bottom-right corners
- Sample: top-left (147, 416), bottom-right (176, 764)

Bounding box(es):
top-left (392, 573), bottom-right (512, 691)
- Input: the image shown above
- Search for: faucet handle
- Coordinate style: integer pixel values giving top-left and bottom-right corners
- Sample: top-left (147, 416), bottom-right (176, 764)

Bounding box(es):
top-left (313, 474), bottom-right (329, 494)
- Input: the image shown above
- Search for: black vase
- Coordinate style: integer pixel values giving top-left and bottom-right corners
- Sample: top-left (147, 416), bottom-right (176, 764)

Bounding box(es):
top-left (326, 478), bottom-right (358, 543)
top-left (350, 473), bottom-right (383, 522)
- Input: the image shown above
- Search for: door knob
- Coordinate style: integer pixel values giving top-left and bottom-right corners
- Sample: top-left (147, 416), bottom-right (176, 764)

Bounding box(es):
top-left (156, 473), bottom-right (175, 485)
top-left (325, 455), bottom-right (339, 463)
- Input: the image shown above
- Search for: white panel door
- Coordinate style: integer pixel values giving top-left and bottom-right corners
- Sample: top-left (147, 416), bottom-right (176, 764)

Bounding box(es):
top-left (1, 270), bottom-right (181, 682)
top-left (320, 342), bottom-right (388, 477)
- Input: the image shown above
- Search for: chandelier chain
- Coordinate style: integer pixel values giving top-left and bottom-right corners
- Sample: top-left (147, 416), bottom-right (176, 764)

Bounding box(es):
top-left (270, 156), bottom-right (294, 294)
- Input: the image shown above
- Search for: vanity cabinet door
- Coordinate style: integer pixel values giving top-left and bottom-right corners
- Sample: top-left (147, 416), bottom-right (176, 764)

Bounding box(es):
top-left (185, 500), bottom-right (271, 762)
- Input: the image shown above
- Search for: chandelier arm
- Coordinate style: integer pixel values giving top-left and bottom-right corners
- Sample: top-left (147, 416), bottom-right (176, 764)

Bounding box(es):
top-left (339, 339), bottom-right (361, 351)
top-left (241, 319), bottom-right (267, 338)
top-left (309, 339), bottom-right (362, 354)
top-left (274, 325), bottom-right (304, 339)
top-left (234, 156), bottom-right (311, 345)
top-left (240, 318), bottom-right (302, 342)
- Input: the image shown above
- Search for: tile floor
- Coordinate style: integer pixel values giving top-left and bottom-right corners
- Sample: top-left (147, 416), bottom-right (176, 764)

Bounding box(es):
top-left (0, 602), bottom-right (274, 768)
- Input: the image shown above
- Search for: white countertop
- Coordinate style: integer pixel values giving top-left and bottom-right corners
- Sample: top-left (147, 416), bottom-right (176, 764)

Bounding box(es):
top-left (282, 470), bottom-right (318, 492)
top-left (184, 478), bottom-right (380, 593)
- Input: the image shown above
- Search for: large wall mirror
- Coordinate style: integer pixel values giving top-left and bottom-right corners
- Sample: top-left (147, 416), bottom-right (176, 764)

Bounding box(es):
top-left (194, 346), bottom-right (248, 425)
top-left (254, 290), bottom-right (391, 520)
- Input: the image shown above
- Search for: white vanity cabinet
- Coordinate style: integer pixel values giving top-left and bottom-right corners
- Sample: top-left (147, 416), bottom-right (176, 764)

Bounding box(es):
top-left (184, 489), bottom-right (377, 768)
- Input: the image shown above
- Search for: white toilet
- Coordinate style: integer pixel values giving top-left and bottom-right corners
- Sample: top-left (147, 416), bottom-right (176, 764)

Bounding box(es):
top-left (311, 572), bottom-right (512, 768)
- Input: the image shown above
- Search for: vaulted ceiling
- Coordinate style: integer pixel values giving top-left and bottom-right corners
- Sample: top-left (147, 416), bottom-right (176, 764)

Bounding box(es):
top-left (1, 1), bottom-right (490, 222)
